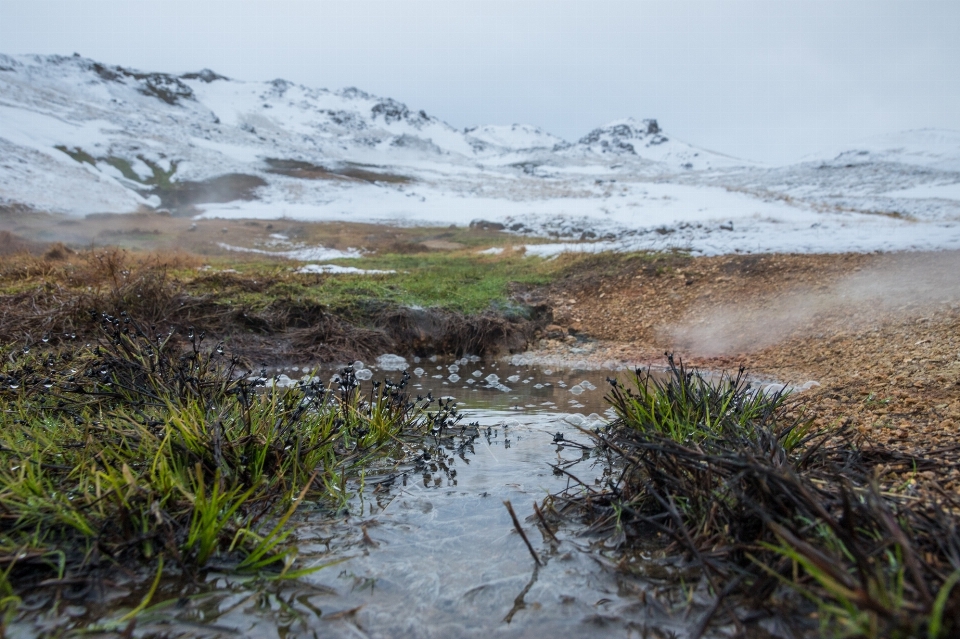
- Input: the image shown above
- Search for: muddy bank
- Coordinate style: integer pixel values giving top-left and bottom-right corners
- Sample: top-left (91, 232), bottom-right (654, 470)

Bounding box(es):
top-left (0, 250), bottom-right (549, 365)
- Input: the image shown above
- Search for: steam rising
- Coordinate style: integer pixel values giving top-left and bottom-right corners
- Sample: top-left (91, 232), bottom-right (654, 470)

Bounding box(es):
top-left (670, 251), bottom-right (960, 356)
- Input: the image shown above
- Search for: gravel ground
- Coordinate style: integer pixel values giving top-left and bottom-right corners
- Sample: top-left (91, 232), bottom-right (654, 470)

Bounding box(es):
top-left (516, 250), bottom-right (960, 493)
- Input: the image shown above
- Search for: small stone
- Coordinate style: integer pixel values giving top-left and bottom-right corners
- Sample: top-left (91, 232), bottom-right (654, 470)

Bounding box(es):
top-left (544, 324), bottom-right (566, 339)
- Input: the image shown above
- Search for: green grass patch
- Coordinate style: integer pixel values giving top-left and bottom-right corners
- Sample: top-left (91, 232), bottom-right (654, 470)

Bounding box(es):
top-left (55, 145), bottom-right (96, 166)
top-left (172, 251), bottom-right (567, 316)
top-left (289, 253), bottom-right (556, 315)
top-left (0, 312), bottom-right (447, 611)
top-left (53, 147), bottom-right (179, 189)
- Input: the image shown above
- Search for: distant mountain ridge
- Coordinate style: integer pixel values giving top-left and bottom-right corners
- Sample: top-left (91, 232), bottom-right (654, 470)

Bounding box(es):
top-left (1, 52), bottom-right (959, 242)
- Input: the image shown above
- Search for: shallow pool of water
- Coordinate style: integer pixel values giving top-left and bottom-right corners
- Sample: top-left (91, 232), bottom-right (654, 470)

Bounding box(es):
top-left (19, 362), bottom-right (774, 638)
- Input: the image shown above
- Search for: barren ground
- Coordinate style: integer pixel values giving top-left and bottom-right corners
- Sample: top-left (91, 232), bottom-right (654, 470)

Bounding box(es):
top-left (526, 251), bottom-right (960, 492)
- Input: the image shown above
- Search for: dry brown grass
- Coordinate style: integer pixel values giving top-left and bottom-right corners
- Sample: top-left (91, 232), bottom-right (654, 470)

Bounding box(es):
top-left (0, 209), bottom-right (519, 257)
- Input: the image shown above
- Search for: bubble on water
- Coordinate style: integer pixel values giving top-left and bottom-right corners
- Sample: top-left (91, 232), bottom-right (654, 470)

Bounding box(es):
top-left (484, 374), bottom-right (499, 383)
top-left (448, 364), bottom-right (459, 373)
top-left (533, 383), bottom-right (544, 389)
top-left (448, 374), bottom-right (460, 383)
top-left (413, 367), bottom-right (425, 377)
top-left (472, 370), bottom-right (482, 377)
top-left (353, 360), bottom-right (365, 371)
top-left (270, 374), bottom-right (296, 388)
top-left (506, 375), bottom-right (520, 383)
top-left (563, 414), bottom-right (585, 426)
top-left (543, 369), bottom-right (553, 375)
top-left (569, 385), bottom-right (584, 395)
top-left (355, 369), bottom-right (373, 381)
top-left (429, 355), bottom-right (438, 362)
top-left (580, 380), bottom-right (597, 391)
top-left (376, 354), bottom-right (409, 371)
top-left (466, 379), bottom-right (475, 385)
top-left (413, 356), bottom-right (421, 363)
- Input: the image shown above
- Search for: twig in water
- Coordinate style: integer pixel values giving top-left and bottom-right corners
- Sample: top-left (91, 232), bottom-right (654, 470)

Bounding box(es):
top-left (503, 563), bottom-right (540, 623)
top-left (503, 500), bottom-right (541, 566)
top-left (533, 501), bottom-right (559, 544)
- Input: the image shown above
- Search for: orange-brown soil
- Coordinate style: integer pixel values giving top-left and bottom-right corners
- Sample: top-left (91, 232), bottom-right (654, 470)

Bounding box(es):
top-left (526, 251), bottom-right (960, 490)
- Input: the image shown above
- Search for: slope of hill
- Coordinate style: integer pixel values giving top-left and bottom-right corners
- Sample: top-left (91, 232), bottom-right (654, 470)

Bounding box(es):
top-left (1, 53), bottom-right (959, 255)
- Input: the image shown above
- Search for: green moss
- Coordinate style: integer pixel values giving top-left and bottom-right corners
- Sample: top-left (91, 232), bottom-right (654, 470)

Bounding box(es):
top-left (52, 148), bottom-right (178, 189)
top-left (102, 156), bottom-right (141, 181)
top-left (139, 155), bottom-right (178, 188)
top-left (54, 145), bottom-right (96, 166)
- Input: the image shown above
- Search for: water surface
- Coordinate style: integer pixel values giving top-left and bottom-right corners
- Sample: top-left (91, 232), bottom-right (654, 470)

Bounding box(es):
top-left (25, 361), bottom-right (762, 638)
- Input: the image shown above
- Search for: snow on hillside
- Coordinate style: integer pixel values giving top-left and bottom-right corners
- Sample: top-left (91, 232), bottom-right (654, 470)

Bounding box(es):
top-left (567, 118), bottom-right (746, 171)
top-left (1, 53), bottom-right (959, 255)
top-left (463, 124), bottom-right (565, 152)
top-left (809, 129), bottom-right (960, 173)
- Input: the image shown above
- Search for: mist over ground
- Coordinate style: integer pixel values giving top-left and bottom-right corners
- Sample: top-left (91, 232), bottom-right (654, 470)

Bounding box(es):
top-left (670, 251), bottom-right (960, 355)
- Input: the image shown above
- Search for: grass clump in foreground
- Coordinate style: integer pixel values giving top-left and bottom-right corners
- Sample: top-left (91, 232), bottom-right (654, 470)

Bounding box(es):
top-left (553, 355), bottom-right (960, 638)
top-left (0, 312), bottom-right (444, 626)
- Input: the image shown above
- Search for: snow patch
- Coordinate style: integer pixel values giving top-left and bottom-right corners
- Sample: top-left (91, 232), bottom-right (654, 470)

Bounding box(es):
top-left (296, 264), bottom-right (395, 275)
top-left (216, 242), bottom-right (362, 260)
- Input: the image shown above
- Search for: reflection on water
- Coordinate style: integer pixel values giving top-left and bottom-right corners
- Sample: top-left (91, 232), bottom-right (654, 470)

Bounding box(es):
top-left (15, 362), bottom-right (752, 638)
top-left (285, 408), bottom-right (694, 639)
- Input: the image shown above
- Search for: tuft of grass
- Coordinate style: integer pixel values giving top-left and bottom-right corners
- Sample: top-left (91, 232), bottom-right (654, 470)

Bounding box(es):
top-left (554, 355), bottom-right (960, 637)
top-left (0, 312), bottom-right (436, 610)
top-left (607, 357), bottom-right (798, 447)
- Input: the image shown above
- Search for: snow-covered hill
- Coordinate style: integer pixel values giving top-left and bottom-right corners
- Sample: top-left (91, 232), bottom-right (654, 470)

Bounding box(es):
top-left (808, 129), bottom-right (960, 173)
top-left (1, 53), bottom-right (959, 255)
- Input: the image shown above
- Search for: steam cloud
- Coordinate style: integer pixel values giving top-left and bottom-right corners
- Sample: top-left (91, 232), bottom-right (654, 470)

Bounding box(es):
top-left (669, 251), bottom-right (960, 356)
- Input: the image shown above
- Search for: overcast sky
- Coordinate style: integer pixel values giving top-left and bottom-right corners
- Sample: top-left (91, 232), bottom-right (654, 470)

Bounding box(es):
top-left (1, 0), bottom-right (958, 163)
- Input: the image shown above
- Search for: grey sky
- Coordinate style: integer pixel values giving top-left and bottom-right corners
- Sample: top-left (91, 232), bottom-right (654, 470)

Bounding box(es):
top-left (1, 0), bottom-right (958, 163)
